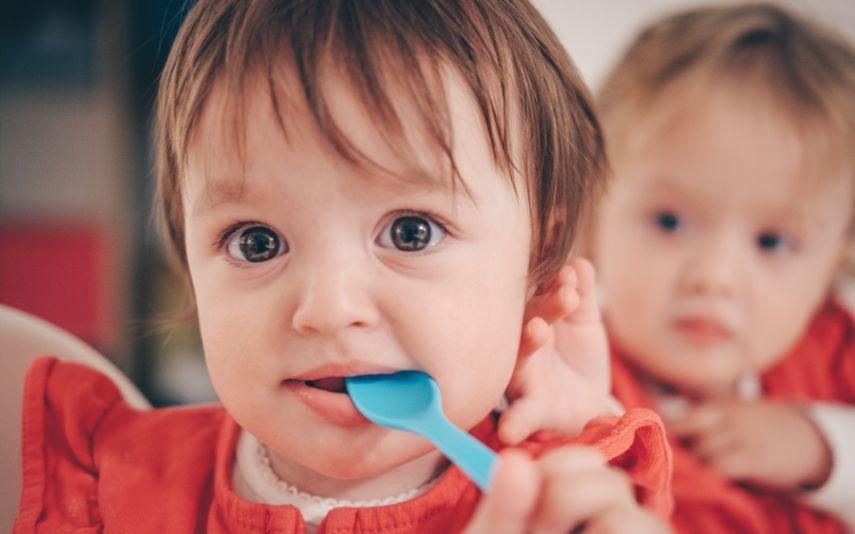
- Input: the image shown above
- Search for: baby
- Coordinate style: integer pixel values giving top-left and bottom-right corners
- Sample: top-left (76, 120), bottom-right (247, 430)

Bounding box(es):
top-left (591, 4), bottom-right (854, 532)
top-left (15, 1), bottom-right (671, 533)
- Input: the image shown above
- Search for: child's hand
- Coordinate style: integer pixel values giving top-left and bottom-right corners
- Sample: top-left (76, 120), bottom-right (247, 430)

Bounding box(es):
top-left (669, 400), bottom-right (833, 491)
top-left (500, 258), bottom-right (613, 445)
top-left (466, 447), bottom-right (668, 534)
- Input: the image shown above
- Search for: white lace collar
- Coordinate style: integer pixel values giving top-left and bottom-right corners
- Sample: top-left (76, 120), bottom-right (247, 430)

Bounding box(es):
top-left (231, 429), bottom-right (440, 528)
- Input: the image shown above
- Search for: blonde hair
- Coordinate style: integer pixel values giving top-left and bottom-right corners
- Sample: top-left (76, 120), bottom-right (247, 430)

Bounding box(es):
top-left (598, 3), bottom-right (854, 180)
top-left (154, 0), bottom-right (605, 294)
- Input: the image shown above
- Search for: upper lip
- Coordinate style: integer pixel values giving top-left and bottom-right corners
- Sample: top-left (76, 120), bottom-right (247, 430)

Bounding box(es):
top-left (674, 315), bottom-right (734, 335)
top-left (290, 361), bottom-right (401, 381)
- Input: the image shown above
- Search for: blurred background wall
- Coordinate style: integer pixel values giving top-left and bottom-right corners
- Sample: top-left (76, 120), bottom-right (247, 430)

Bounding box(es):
top-left (535, 0), bottom-right (855, 88)
top-left (1, 0), bottom-right (854, 408)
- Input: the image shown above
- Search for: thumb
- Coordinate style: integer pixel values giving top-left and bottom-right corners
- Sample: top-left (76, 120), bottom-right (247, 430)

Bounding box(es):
top-left (567, 258), bottom-right (600, 323)
top-left (498, 395), bottom-right (546, 445)
top-left (465, 450), bottom-right (539, 534)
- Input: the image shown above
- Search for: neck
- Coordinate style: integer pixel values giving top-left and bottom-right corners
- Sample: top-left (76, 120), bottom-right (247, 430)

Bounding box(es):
top-left (266, 447), bottom-right (449, 501)
top-left (629, 360), bottom-right (745, 402)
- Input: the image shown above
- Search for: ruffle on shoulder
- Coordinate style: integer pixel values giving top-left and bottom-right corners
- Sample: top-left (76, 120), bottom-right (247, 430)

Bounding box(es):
top-left (524, 407), bottom-right (674, 519)
top-left (15, 356), bottom-right (125, 532)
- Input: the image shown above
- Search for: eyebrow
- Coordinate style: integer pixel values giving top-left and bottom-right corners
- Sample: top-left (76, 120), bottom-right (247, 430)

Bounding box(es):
top-left (190, 180), bottom-right (251, 216)
top-left (643, 174), bottom-right (820, 229)
top-left (190, 164), bottom-right (472, 217)
top-left (379, 164), bottom-right (471, 199)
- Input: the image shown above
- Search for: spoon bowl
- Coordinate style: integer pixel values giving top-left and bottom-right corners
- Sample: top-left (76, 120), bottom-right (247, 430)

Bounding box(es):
top-left (346, 370), bottom-right (497, 490)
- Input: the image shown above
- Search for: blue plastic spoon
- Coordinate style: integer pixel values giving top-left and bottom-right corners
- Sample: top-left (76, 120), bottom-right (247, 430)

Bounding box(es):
top-left (345, 370), bottom-right (497, 490)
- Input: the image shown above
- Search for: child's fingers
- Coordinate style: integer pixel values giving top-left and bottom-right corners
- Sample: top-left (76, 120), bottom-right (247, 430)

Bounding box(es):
top-left (517, 316), bottom-right (551, 360)
top-left (547, 262), bottom-right (578, 294)
top-left (587, 506), bottom-right (670, 534)
top-left (534, 469), bottom-right (635, 533)
top-left (465, 450), bottom-right (539, 534)
top-left (530, 283), bottom-right (579, 327)
top-left (500, 386), bottom-right (612, 443)
top-left (569, 257), bottom-right (596, 296)
top-left (537, 444), bottom-right (606, 475)
top-left (532, 446), bottom-right (635, 533)
top-left (497, 395), bottom-right (546, 445)
top-left (691, 427), bottom-right (740, 464)
top-left (667, 403), bottom-right (726, 438)
top-left (551, 315), bottom-right (612, 388)
top-left (706, 446), bottom-right (753, 481)
top-left (525, 264), bottom-right (579, 325)
top-left (565, 257), bottom-right (601, 324)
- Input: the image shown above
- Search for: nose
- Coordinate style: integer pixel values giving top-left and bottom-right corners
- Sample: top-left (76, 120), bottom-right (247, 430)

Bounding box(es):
top-left (679, 233), bottom-right (740, 298)
top-left (290, 257), bottom-right (379, 337)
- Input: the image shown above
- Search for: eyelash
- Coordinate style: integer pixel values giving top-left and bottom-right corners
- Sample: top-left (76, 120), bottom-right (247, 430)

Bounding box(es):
top-left (212, 211), bottom-right (453, 256)
top-left (383, 210), bottom-right (453, 236)
top-left (646, 210), bottom-right (798, 253)
top-left (213, 220), bottom-right (264, 251)
top-left (756, 231), bottom-right (797, 254)
top-left (648, 209), bottom-right (683, 234)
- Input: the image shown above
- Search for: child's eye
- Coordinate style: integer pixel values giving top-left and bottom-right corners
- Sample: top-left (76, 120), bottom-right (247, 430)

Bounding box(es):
top-left (377, 215), bottom-right (446, 252)
top-left (654, 211), bottom-right (681, 233)
top-left (756, 231), bottom-right (789, 253)
top-left (225, 225), bottom-right (288, 263)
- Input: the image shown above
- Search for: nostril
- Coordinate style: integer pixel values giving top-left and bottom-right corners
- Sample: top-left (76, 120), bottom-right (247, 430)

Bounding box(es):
top-left (290, 272), bottom-right (381, 336)
top-left (291, 301), bottom-right (377, 336)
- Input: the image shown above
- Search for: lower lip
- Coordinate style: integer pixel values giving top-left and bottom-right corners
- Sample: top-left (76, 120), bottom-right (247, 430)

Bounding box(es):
top-left (283, 381), bottom-right (371, 427)
top-left (674, 319), bottom-right (732, 345)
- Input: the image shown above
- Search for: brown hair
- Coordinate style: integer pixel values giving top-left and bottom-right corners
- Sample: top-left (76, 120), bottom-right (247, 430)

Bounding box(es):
top-left (155, 0), bottom-right (604, 293)
top-left (598, 3), bottom-right (855, 179)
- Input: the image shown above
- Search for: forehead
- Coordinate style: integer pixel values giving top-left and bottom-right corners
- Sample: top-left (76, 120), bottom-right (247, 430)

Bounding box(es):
top-left (183, 59), bottom-right (515, 215)
top-left (616, 72), bottom-right (849, 164)
top-left (628, 80), bottom-right (835, 188)
top-left (615, 83), bottom-right (855, 224)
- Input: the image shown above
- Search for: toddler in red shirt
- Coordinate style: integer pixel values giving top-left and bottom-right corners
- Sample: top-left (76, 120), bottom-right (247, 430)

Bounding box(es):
top-left (589, 4), bottom-right (855, 533)
top-left (15, 1), bottom-right (672, 533)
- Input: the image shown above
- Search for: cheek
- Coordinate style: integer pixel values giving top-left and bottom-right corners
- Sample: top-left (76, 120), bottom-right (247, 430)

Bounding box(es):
top-left (189, 267), bottom-right (273, 401)
top-left (197, 307), bottom-right (246, 399)
top-left (399, 266), bottom-right (526, 426)
top-left (747, 275), bottom-right (830, 370)
top-left (602, 249), bottom-right (678, 368)
top-left (603, 243), bottom-right (674, 321)
top-left (598, 211), bottom-right (657, 290)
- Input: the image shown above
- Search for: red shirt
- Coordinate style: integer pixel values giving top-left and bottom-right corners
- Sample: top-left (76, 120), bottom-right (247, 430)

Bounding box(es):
top-left (612, 299), bottom-right (855, 534)
top-left (16, 357), bottom-right (672, 533)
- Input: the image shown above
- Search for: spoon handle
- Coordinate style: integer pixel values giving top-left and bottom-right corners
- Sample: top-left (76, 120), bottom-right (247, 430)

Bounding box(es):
top-left (422, 415), bottom-right (497, 490)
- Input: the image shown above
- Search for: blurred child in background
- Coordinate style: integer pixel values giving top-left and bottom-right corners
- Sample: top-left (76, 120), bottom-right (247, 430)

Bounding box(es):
top-left (592, 3), bottom-right (855, 532)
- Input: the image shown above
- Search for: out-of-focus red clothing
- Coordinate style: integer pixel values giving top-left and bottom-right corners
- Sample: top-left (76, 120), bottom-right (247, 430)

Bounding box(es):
top-left (16, 356), bottom-right (672, 533)
top-left (612, 299), bottom-right (855, 534)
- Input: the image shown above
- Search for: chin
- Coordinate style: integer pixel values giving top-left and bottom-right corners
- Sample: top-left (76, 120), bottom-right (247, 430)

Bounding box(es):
top-left (311, 457), bottom-right (391, 480)
top-left (666, 363), bottom-right (743, 397)
top-left (304, 435), bottom-right (435, 479)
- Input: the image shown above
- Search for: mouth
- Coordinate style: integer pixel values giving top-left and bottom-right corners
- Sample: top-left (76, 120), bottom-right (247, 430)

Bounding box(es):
top-left (673, 317), bottom-right (733, 344)
top-left (288, 361), bottom-right (399, 391)
top-left (282, 363), bottom-right (398, 426)
top-left (282, 377), bottom-right (365, 426)
top-left (301, 377), bottom-right (348, 393)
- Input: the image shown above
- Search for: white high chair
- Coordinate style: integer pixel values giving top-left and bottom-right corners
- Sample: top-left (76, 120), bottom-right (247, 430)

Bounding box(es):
top-left (0, 304), bottom-right (150, 532)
